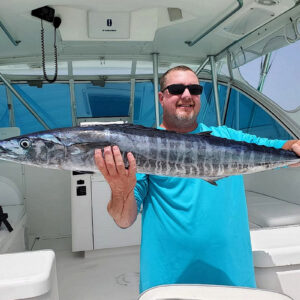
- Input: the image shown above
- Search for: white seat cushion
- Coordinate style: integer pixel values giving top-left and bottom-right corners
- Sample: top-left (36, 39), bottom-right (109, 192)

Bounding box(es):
top-left (251, 226), bottom-right (300, 267)
top-left (246, 191), bottom-right (300, 227)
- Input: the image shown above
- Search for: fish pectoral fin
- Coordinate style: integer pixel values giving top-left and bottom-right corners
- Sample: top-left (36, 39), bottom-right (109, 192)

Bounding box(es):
top-left (196, 131), bottom-right (212, 136)
top-left (202, 175), bottom-right (229, 186)
top-left (203, 179), bottom-right (218, 186)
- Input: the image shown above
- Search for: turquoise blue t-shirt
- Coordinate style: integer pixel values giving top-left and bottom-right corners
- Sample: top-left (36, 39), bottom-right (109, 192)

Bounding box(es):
top-left (134, 124), bottom-right (286, 293)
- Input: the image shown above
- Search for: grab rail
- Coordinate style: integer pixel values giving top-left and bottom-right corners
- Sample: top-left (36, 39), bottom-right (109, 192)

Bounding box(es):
top-left (185, 0), bottom-right (243, 47)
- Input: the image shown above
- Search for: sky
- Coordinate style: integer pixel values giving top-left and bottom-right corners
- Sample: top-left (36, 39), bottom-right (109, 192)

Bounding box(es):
top-left (239, 39), bottom-right (300, 111)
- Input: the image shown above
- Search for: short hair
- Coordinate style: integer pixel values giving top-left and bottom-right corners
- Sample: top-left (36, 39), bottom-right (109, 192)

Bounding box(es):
top-left (159, 65), bottom-right (197, 91)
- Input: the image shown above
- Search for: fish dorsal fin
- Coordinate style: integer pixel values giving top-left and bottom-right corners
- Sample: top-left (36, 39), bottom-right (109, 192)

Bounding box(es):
top-left (107, 124), bottom-right (151, 130)
top-left (196, 131), bottom-right (212, 136)
top-left (107, 123), bottom-right (162, 133)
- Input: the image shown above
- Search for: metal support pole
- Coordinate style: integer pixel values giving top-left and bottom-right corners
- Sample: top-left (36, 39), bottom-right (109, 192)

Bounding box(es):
top-left (68, 61), bottom-right (77, 126)
top-left (152, 53), bottom-right (160, 128)
top-left (129, 78), bottom-right (136, 123)
top-left (129, 60), bottom-right (137, 123)
top-left (0, 73), bottom-right (50, 130)
top-left (226, 51), bottom-right (234, 80)
top-left (5, 86), bottom-right (15, 127)
top-left (222, 83), bottom-right (231, 125)
top-left (210, 56), bottom-right (222, 126)
top-left (0, 21), bottom-right (20, 46)
top-left (195, 57), bottom-right (210, 76)
top-left (257, 52), bottom-right (272, 92)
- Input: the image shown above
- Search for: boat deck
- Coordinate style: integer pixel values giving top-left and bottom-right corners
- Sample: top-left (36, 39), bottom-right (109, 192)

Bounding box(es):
top-left (31, 237), bottom-right (140, 300)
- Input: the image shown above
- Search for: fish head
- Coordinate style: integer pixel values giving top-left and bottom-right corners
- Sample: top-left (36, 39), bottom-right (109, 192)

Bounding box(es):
top-left (0, 133), bottom-right (65, 167)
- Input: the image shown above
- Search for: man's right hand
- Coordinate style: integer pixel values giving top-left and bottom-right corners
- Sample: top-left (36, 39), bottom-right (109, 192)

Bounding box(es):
top-left (94, 146), bottom-right (138, 228)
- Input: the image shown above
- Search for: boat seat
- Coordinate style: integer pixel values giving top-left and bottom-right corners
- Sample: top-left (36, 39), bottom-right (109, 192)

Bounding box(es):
top-left (246, 191), bottom-right (300, 227)
top-left (244, 168), bottom-right (300, 228)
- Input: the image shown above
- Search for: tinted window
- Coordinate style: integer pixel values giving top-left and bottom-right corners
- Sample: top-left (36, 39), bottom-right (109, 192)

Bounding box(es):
top-left (197, 82), bottom-right (227, 126)
top-left (225, 88), bottom-right (292, 140)
top-left (75, 83), bottom-right (131, 118)
top-left (239, 39), bottom-right (300, 111)
top-left (11, 83), bottom-right (72, 134)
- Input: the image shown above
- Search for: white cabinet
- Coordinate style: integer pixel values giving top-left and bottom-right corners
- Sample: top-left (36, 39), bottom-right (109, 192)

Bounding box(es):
top-left (71, 172), bottom-right (93, 252)
top-left (71, 172), bottom-right (141, 252)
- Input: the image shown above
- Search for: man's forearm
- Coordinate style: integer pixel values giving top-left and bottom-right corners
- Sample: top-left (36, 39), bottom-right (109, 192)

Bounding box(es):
top-left (107, 189), bottom-right (138, 229)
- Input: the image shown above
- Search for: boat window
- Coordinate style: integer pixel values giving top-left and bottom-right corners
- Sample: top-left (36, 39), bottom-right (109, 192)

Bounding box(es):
top-left (134, 82), bottom-right (156, 127)
top-left (0, 85), bottom-right (9, 127)
top-left (0, 78), bottom-right (293, 140)
top-left (197, 82), bottom-right (228, 126)
top-left (225, 88), bottom-right (292, 140)
top-left (10, 83), bottom-right (72, 134)
top-left (75, 82), bottom-right (131, 118)
top-left (194, 80), bottom-right (292, 139)
top-left (239, 39), bottom-right (300, 111)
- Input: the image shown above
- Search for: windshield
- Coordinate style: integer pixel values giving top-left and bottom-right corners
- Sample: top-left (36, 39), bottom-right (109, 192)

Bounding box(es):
top-left (239, 39), bottom-right (300, 111)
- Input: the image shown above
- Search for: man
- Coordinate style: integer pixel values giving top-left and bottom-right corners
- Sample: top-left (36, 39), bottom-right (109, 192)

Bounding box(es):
top-left (94, 65), bottom-right (300, 293)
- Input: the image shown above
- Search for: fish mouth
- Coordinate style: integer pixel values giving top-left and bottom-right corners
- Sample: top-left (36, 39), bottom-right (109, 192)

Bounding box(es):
top-left (0, 144), bottom-right (7, 154)
top-left (0, 142), bottom-right (17, 158)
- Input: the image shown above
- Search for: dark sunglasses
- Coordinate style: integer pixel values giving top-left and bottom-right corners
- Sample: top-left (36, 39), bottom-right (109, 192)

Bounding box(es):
top-left (162, 84), bottom-right (203, 95)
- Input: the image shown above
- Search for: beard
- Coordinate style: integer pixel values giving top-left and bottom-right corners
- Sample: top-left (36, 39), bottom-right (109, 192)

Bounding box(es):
top-left (175, 110), bottom-right (196, 121)
top-left (162, 108), bottom-right (198, 128)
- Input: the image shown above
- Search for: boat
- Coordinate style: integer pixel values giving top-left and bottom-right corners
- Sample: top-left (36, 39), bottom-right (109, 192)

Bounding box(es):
top-left (0, 0), bottom-right (300, 299)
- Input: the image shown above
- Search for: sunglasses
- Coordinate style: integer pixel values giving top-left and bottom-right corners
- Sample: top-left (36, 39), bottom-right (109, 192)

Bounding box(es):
top-left (162, 84), bottom-right (203, 95)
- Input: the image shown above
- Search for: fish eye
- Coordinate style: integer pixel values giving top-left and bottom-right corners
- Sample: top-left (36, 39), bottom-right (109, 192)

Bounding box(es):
top-left (19, 138), bottom-right (31, 149)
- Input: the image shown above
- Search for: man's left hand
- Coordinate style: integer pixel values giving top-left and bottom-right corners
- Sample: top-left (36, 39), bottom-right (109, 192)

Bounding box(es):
top-left (283, 140), bottom-right (300, 167)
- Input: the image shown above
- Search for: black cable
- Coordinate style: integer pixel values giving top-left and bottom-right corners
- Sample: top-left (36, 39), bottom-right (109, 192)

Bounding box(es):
top-left (41, 19), bottom-right (58, 83)
top-left (0, 206), bottom-right (13, 232)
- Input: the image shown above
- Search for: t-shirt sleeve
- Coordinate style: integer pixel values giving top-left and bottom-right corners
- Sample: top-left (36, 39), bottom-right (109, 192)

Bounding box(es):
top-left (221, 126), bottom-right (287, 149)
top-left (134, 173), bottom-right (149, 213)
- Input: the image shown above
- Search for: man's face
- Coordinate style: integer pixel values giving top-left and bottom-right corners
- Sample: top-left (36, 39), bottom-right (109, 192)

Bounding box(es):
top-left (159, 70), bottom-right (201, 129)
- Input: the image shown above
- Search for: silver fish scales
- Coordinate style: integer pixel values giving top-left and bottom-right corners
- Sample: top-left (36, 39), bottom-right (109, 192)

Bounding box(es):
top-left (0, 124), bottom-right (299, 185)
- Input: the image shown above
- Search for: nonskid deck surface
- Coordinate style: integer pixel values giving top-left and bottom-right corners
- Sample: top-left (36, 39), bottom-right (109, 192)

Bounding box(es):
top-left (31, 237), bottom-right (140, 300)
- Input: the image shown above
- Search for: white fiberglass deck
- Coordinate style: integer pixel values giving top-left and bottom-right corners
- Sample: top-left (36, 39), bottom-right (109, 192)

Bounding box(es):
top-left (31, 237), bottom-right (140, 300)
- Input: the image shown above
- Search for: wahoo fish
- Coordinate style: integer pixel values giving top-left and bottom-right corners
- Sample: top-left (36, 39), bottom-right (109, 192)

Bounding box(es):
top-left (0, 124), bottom-right (299, 184)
